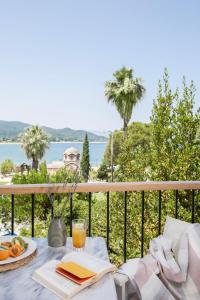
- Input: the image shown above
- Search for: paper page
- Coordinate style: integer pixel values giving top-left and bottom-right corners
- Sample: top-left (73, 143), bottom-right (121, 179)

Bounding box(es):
top-left (33, 260), bottom-right (80, 296)
top-left (61, 252), bottom-right (115, 275)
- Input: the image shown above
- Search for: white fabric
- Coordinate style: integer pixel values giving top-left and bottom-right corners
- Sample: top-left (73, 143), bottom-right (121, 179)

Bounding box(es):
top-left (120, 223), bottom-right (200, 300)
top-left (163, 216), bottom-right (190, 253)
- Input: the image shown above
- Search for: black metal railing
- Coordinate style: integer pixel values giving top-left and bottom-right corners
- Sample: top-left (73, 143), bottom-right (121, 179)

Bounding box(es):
top-left (0, 182), bottom-right (200, 263)
top-left (158, 190), bottom-right (162, 236)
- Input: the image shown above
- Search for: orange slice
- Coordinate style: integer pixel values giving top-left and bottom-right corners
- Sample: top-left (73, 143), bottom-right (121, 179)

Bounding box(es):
top-left (9, 244), bottom-right (23, 257)
top-left (0, 249), bottom-right (10, 260)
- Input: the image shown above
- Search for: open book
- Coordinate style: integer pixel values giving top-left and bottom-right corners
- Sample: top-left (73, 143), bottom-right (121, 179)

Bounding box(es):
top-left (32, 252), bottom-right (116, 300)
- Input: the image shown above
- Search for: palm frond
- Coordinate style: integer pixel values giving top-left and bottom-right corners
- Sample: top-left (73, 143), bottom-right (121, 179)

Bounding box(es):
top-left (104, 67), bottom-right (145, 130)
top-left (20, 125), bottom-right (50, 161)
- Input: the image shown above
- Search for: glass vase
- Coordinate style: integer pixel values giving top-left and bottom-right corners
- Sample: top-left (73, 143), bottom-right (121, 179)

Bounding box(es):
top-left (48, 216), bottom-right (67, 247)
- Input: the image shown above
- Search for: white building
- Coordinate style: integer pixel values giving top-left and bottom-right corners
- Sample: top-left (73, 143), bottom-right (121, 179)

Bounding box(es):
top-left (63, 147), bottom-right (80, 172)
top-left (47, 147), bottom-right (80, 175)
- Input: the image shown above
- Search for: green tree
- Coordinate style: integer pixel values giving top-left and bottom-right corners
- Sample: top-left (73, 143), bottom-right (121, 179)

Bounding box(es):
top-left (97, 161), bottom-right (110, 181)
top-left (20, 125), bottom-right (50, 171)
top-left (0, 159), bottom-right (15, 175)
top-left (99, 122), bottom-right (152, 181)
top-left (81, 133), bottom-right (90, 181)
top-left (105, 67), bottom-right (145, 138)
top-left (150, 69), bottom-right (177, 180)
top-left (171, 78), bottom-right (200, 180)
top-left (103, 130), bottom-right (123, 167)
top-left (150, 69), bottom-right (200, 181)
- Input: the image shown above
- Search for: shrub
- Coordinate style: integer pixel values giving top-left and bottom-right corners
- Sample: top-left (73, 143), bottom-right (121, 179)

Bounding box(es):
top-left (1, 159), bottom-right (15, 175)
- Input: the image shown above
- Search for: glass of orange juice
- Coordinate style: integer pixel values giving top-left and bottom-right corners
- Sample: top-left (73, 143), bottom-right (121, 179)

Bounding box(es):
top-left (72, 219), bottom-right (87, 251)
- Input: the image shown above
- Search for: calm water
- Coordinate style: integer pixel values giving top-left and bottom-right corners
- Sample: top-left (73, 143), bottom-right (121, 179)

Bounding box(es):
top-left (0, 142), bottom-right (106, 166)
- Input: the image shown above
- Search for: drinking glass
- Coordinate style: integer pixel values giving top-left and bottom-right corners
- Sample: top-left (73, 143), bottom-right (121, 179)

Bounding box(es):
top-left (72, 219), bottom-right (87, 251)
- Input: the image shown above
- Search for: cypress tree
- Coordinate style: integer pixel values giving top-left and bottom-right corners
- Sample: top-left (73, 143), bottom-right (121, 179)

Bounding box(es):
top-left (81, 133), bottom-right (90, 181)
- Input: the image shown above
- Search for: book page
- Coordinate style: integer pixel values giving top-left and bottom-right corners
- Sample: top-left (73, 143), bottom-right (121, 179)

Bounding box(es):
top-left (32, 255), bottom-right (116, 299)
top-left (61, 252), bottom-right (115, 275)
top-left (33, 260), bottom-right (81, 297)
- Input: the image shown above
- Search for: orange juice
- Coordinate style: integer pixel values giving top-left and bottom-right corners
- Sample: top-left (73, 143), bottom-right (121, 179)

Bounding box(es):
top-left (72, 227), bottom-right (86, 248)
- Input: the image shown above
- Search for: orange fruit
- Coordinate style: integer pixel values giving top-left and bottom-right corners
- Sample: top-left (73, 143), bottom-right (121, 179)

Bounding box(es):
top-left (2, 242), bottom-right (12, 248)
top-left (9, 244), bottom-right (23, 257)
top-left (0, 249), bottom-right (10, 260)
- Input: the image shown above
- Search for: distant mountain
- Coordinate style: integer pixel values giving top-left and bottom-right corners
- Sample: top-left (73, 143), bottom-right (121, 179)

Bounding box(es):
top-left (88, 130), bottom-right (110, 138)
top-left (0, 120), bottom-right (107, 142)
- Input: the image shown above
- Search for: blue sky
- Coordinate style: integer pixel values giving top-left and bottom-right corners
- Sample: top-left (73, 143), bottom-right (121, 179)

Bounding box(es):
top-left (0, 0), bottom-right (199, 131)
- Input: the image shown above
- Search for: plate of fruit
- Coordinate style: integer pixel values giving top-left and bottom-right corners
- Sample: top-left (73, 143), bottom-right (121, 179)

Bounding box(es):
top-left (0, 236), bottom-right (37, 265)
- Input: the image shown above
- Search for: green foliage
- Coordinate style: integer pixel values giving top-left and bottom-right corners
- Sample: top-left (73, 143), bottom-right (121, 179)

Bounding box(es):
top-left (10, 162), bottom-right (51, 229)
top-left (50, 167), bottom-right (80, 184)
top-left (98, 122), bottom-right (152, 181)
top-left (0, 159), bottom-right (15, 175)
top-left (103, 130), bottom-right (124, 166)
top-left (12, 162), bottom-right (49, 184)
top-left (80, 133), bottom-right (90, 181)
top-left (20, 125), bottom-right (50, 170)
top-left (104, 123), bottom-right (151, 166)
top-left (99, 69), bottom-right (200, 264)
top-left (105, 67), bottom-right (145, 137)
top-left (151, 69), bottom-right (200, 181)
top-left (97, 162), bottom-right (110, 181)
top-left (0, 163), bottom-right (85, 237)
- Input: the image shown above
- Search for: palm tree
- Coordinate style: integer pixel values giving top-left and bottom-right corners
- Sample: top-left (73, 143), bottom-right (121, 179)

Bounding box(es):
top-left (105, 67), bottom-right (145, 138)
top-left (20, 125), bottom-right (50, 170)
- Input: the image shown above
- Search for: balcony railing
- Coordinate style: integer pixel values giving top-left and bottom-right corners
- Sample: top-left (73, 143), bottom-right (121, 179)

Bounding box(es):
top-left (0, 181), bottom-right (200, 262)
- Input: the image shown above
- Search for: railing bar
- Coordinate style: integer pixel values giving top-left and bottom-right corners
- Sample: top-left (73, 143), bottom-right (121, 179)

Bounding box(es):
top-left (69, 193), bottom-right (73, 237)
top-left (0, 181), bottom-right (200, 195)
top-left (11, 194), bottom-right (14, 235)
top-left (51, 193), bottom-right (54, 219)
top-left (31, 194), bottom-right (35, 238)
top-left (124, 191), bottom-right (127, 263)
top-left (141, 191), bottom-right (145, 258)
top-left (191, 190), bottom-right (195, 223)
top-left (106, 192), bottom-right (110, 249)
top-left (57, 194), bottom-right (61, 202)
top-left (88, 192), bottom-right (92, 237)
top-left (158, 190), bottom-right (162, 236)
top-left (51, 206), bottom-right (54, 219)
top-left (175, 190), bottom-right (179, 219)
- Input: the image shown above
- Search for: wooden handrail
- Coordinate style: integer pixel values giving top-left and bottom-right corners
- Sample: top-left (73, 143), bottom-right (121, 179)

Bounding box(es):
top-left (0, 181), bottom-right (200, 195)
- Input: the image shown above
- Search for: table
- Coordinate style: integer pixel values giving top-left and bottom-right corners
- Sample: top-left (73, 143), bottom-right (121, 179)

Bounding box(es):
top-left (0, 237), bottom-right (118, 300)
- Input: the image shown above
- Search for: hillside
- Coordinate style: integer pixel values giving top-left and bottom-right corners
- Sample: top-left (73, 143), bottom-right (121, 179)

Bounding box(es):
top-left (0, 120), bottom-right (107, 142)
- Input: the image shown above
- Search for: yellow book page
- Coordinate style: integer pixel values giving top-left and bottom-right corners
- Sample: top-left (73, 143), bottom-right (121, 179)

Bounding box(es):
top-left (57, 261), bottom-right (96, 279)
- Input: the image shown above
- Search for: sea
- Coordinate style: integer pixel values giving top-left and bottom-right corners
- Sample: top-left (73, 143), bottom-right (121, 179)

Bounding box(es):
top-left (0, 142), bottom-right (107, 167)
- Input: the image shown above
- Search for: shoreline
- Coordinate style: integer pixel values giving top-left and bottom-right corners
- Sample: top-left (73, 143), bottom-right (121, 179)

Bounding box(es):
top-left (0, 141), bottom-right (107, 145)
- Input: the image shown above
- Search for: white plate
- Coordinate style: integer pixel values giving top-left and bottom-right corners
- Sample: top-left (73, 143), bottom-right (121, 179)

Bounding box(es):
top-left (0, 236), bottom-right (37, 265)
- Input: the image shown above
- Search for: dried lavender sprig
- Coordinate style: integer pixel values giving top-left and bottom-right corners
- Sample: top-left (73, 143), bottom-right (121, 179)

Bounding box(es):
top-left (60, 168), bottom-right (80, 219)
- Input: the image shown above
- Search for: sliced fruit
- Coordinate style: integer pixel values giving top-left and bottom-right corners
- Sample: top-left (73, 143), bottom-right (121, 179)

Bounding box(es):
top-left (9, 244), bottom-right (24, 257)
top-left (1, 242), bottom-right (12, 248)
top-left (11, 237), bottom-right (28, 249)
top-left (0, 249), bottom-right (10, 260)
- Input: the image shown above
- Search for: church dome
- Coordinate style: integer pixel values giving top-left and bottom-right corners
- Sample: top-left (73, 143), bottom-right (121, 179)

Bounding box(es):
top-left (64, 147), bottom-right (80, 155)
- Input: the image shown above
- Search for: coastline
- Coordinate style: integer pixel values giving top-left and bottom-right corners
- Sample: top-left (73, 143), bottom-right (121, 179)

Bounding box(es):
top-left (0, 141), bottom-right (107, 145)
top-left (0, 141), bottom-right (106, 166)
